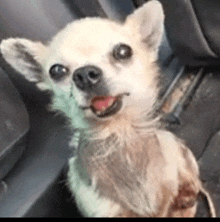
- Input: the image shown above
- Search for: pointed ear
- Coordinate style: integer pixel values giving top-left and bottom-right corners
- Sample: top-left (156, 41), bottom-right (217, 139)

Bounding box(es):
top-left (126, 1), bottom-right (164, 52)
top-left (0, 38), bottom-right (48, 82)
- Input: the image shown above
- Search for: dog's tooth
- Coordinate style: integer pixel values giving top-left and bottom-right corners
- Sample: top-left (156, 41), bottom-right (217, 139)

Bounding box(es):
top-left (101, 106), bottom-right (107, 112)
top-left (97, 111), bottom-right (102, 115)
top-left (108, 98), bottom-right (115, 108)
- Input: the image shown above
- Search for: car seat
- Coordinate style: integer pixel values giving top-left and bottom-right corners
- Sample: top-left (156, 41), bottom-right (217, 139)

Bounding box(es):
top-left (159, 0), bottom-right (220, 217)
top-left (0, 0), bottom-right (219, 217)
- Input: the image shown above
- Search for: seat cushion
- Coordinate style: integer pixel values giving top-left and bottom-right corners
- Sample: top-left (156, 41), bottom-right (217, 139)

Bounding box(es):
top-left (0, 68), bottom-right (29, 179)
top-left (160, 0), bottom-right (220, 67)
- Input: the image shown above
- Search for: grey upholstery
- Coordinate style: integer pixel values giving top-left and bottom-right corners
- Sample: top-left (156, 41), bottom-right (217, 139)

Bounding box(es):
top-left (160, 0), bottom-right (220, 67)
top-left (0, 69), bottom-right (29, 180)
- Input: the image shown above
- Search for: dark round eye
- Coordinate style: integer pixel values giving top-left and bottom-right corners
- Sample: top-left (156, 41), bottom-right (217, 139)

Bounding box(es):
top-left (49, 64), bottom-right (69, 81)
top-left (113, 44), bottom-right (133, 61)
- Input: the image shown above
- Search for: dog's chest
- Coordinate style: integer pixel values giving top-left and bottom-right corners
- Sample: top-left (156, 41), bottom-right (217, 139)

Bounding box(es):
top-left (77, 131), bottom-right (168, 214)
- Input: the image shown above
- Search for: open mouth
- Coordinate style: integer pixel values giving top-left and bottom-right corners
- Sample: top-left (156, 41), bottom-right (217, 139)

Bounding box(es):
top-left (90, 93), bottom-right (129, 118)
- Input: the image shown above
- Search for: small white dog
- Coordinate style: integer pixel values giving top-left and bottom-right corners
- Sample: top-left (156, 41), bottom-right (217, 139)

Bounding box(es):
top-left (0, 1), bottom-right (216, 218)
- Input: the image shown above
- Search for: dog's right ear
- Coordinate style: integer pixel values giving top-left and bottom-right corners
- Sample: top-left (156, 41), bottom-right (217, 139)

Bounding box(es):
top-left (126, 1), bottom-right (164, 53)
top-left (0, 38), bottom-right (48, 83)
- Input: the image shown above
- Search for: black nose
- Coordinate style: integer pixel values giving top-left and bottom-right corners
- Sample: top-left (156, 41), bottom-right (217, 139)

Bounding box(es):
top-left (73, 65), bottom-right (103, 91)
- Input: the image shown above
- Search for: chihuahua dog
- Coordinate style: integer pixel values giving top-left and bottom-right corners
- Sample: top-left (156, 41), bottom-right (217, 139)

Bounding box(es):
top-left (0, 1), bottom-right (216, 218)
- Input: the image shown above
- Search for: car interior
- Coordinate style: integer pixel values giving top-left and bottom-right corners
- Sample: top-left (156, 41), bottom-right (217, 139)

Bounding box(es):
top-left (0, 0), bottom-right (220, 217)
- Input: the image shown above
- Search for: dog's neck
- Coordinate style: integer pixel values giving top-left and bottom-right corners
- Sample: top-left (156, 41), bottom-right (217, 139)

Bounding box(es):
top-left (77, 111), bottom-right (161, 163)
top-left (85, 110), bottom-right (160, 140)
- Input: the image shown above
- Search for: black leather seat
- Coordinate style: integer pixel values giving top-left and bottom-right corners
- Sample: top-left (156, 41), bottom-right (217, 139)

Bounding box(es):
top-left (160, 0), bottom-right (220, 67)
top-left (159, 0), bottom-right (220, 217)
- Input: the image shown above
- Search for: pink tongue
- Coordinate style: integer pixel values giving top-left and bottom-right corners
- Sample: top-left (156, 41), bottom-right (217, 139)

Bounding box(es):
top-left (91, 96), bottom-right (116, 112)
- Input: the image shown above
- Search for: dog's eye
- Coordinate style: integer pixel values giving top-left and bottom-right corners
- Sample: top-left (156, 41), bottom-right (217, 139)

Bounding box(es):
top-left (113, 44), bottom-right (133, 61)
top-left (49, 64), bottom-right (69, 81)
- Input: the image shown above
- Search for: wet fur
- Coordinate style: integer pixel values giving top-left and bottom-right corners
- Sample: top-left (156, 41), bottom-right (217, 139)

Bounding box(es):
top-left (0, 1), bottom-right (216, 217)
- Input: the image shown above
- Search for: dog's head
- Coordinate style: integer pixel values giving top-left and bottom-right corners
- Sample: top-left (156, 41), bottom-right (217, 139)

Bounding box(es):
top-left (0, 1), bottom-right (164, 129)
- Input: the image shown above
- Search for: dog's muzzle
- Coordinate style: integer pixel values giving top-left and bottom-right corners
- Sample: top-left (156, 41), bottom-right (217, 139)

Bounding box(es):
top-left (73, 65), bottom-right (130, 118)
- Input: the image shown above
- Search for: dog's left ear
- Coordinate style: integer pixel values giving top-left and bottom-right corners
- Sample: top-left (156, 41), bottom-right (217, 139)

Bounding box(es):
top-left (126, 1), bottom-right (164, 53)
top-left (0, 38), bottom-right (48, 83)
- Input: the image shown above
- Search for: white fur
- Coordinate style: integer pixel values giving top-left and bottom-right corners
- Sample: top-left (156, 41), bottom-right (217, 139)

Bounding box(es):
top-left (68, 157), bottom-right (121, 217)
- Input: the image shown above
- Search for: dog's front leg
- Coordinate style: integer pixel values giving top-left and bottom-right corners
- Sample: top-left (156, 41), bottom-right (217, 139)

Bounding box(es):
top-left (169, 182), bottom-right (199, 217)
top-left (168, 145), bottom-right (201, 217)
